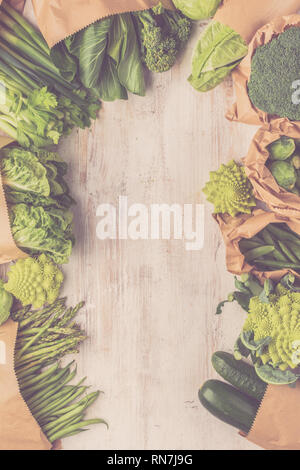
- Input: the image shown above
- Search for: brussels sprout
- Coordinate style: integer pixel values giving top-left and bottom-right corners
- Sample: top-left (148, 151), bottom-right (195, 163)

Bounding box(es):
top-left (268, 137), bottom-right (296, 161)
top-left (0, 279), bottom-right (13, 326)
top-left (173, 0), bottom-right (222, 20)
top-left (270, 161), bottom-right (297, 190)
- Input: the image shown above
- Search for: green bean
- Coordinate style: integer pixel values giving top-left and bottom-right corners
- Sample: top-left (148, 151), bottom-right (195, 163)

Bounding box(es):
top-left (22, 365), bottom-right (73, 398)
top-left (48, 419), bottom-right (106, 443)
top-left (35, 386), bottom-right (89, 421)
top-left (20, 363), bottom-right (59, 390)
top-left (244, 245), bottom-right (275, 262)
top-left (13, 298), bottom-right (103, 443)
top-left (46, 414), bottom-right (84, 437)
top-left (25, 369), bottom-right (76, 407)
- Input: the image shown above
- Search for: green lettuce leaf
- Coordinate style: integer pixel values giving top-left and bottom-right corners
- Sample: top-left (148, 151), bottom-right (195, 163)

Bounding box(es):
top-left (188, 20), bottom-right (248, 92)
top-left (1, 146), bottom-right (74, 209)
top-left (10, 204), bottom-right (73, 265)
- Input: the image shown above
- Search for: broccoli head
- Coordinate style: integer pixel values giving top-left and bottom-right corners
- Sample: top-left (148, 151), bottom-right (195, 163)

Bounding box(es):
top-left (134, 5), bottom-right (192, 73)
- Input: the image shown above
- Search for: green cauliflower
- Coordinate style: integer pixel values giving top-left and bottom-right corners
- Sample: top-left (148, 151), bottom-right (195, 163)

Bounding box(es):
top-left (203, 160), bottom-right (256, 217)
top-left (0, 280), bottom-right (13, 326)
top-left (243, 290), bottom-right (300, 371)
top-left (4, 254), bottom-right (64, 309)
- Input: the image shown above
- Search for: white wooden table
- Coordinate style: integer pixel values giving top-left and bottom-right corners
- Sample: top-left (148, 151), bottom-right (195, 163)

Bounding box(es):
top-left (1, 1), bottom-right (262, 450)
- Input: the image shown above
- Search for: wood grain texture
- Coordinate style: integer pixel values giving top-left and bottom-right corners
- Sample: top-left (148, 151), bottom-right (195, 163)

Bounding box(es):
top-left (0, 1), bottom-right (262, 450)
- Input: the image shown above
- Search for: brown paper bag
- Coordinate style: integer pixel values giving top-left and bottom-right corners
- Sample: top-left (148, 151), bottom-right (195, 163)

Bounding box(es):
top-left (0, 319), bottom-right (51, 450)
top-left (214, 0), bottom-right (300, 44)
top-left (7, 0), bottom-right (25, 10)
top-left (215, 208), bottom-right (300, 282)
top-left (32, 0), bottom-right (174, 48)
top-left (246, 383), bottom-right (300, 450)
top-left (244, 128), bottom-right (300, 218)
top-left (0, 137), bottom-right (28, 265)
top-left (227, 15), bottom-right (300, 128)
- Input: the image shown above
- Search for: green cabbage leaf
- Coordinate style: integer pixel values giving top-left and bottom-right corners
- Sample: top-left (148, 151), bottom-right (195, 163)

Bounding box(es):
top-left (173, 0), bottom-right (222, 20)
top-left (189, 20), bottom-right (248, 92)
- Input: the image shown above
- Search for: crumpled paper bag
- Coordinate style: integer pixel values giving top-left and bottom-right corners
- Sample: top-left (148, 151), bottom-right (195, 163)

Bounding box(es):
top-left (244, 127), bottom-right (300, 218)
top-left (31, 0), bottom-right (174, 48)
top-left (215, 208), bottom-right (300, 282)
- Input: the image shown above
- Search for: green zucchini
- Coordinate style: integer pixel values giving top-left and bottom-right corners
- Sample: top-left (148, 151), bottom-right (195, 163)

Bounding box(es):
top-left (199, 380), bottom-right (259, 434)
top-left (212, 351), bottom-right (267, 402)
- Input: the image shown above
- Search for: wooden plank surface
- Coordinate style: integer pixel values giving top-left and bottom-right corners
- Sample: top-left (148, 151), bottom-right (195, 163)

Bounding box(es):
top-left (1, 1), bottom-right (262, 450)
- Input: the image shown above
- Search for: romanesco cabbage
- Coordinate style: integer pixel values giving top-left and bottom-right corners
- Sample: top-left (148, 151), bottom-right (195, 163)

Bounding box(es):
top-left (4, 254), bottom-right (64, 309)
top-left (203, 160), bottom-right (256, 217)
top-left (244, 290), bottom-right (300, 371)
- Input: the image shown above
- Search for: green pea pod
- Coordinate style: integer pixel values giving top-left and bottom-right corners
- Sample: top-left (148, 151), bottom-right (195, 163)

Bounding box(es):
top-left (277, 240), bottom-right (299, 264)
top-left (244, 245), bottom-right (275, 262)
top-left (267, 224), bottom-right (300, 246)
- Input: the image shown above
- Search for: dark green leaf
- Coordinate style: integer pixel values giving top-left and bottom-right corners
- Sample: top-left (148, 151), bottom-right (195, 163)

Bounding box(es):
top-left (255, 363), bottom-right (299, 385)
top-left (66, 17), bottom-right (112, 89)
top-left (108, 14), bottom-right (145, 96)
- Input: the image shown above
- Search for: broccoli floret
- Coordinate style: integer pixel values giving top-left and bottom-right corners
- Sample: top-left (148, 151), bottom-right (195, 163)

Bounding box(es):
top-left (161, 11), bottom-right (192, 44)
top-left (134, 5), bottom-right (192, 74)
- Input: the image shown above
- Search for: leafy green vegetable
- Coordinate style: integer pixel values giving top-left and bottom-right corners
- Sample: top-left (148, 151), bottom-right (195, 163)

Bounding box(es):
top-left (9, 204), bottom-right (74, 265)
top-left (268, 137), bottom-right (296, 161)
top-left (1, 146), bottom-right (74, 210)
top-left (173, 0), bottom-right (222, 20)
top-left (248, 27), bottom-right (300, 120)
top-left (57, 5), bottom-right (191, 101)
top-left (189, 20), bottom-right (248, 92)
top-left (108, 14), bottom-right (146, 96)
top-left (4, 254), bottom-right (64, 308)
top-left (270, 161), bottom-right (297, 190)
top-left (96, 56), bottom-right (128, 101)
top-left (64, 17), bottom-right (113, 89)
top-left (0, 279), bottom-right (13, 326)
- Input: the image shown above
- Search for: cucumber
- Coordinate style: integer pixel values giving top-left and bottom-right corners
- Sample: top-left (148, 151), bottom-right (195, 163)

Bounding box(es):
top-left (212, 351), bottom-right (267, 402)
top-left (199, 380), bottom-right (259, 434)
